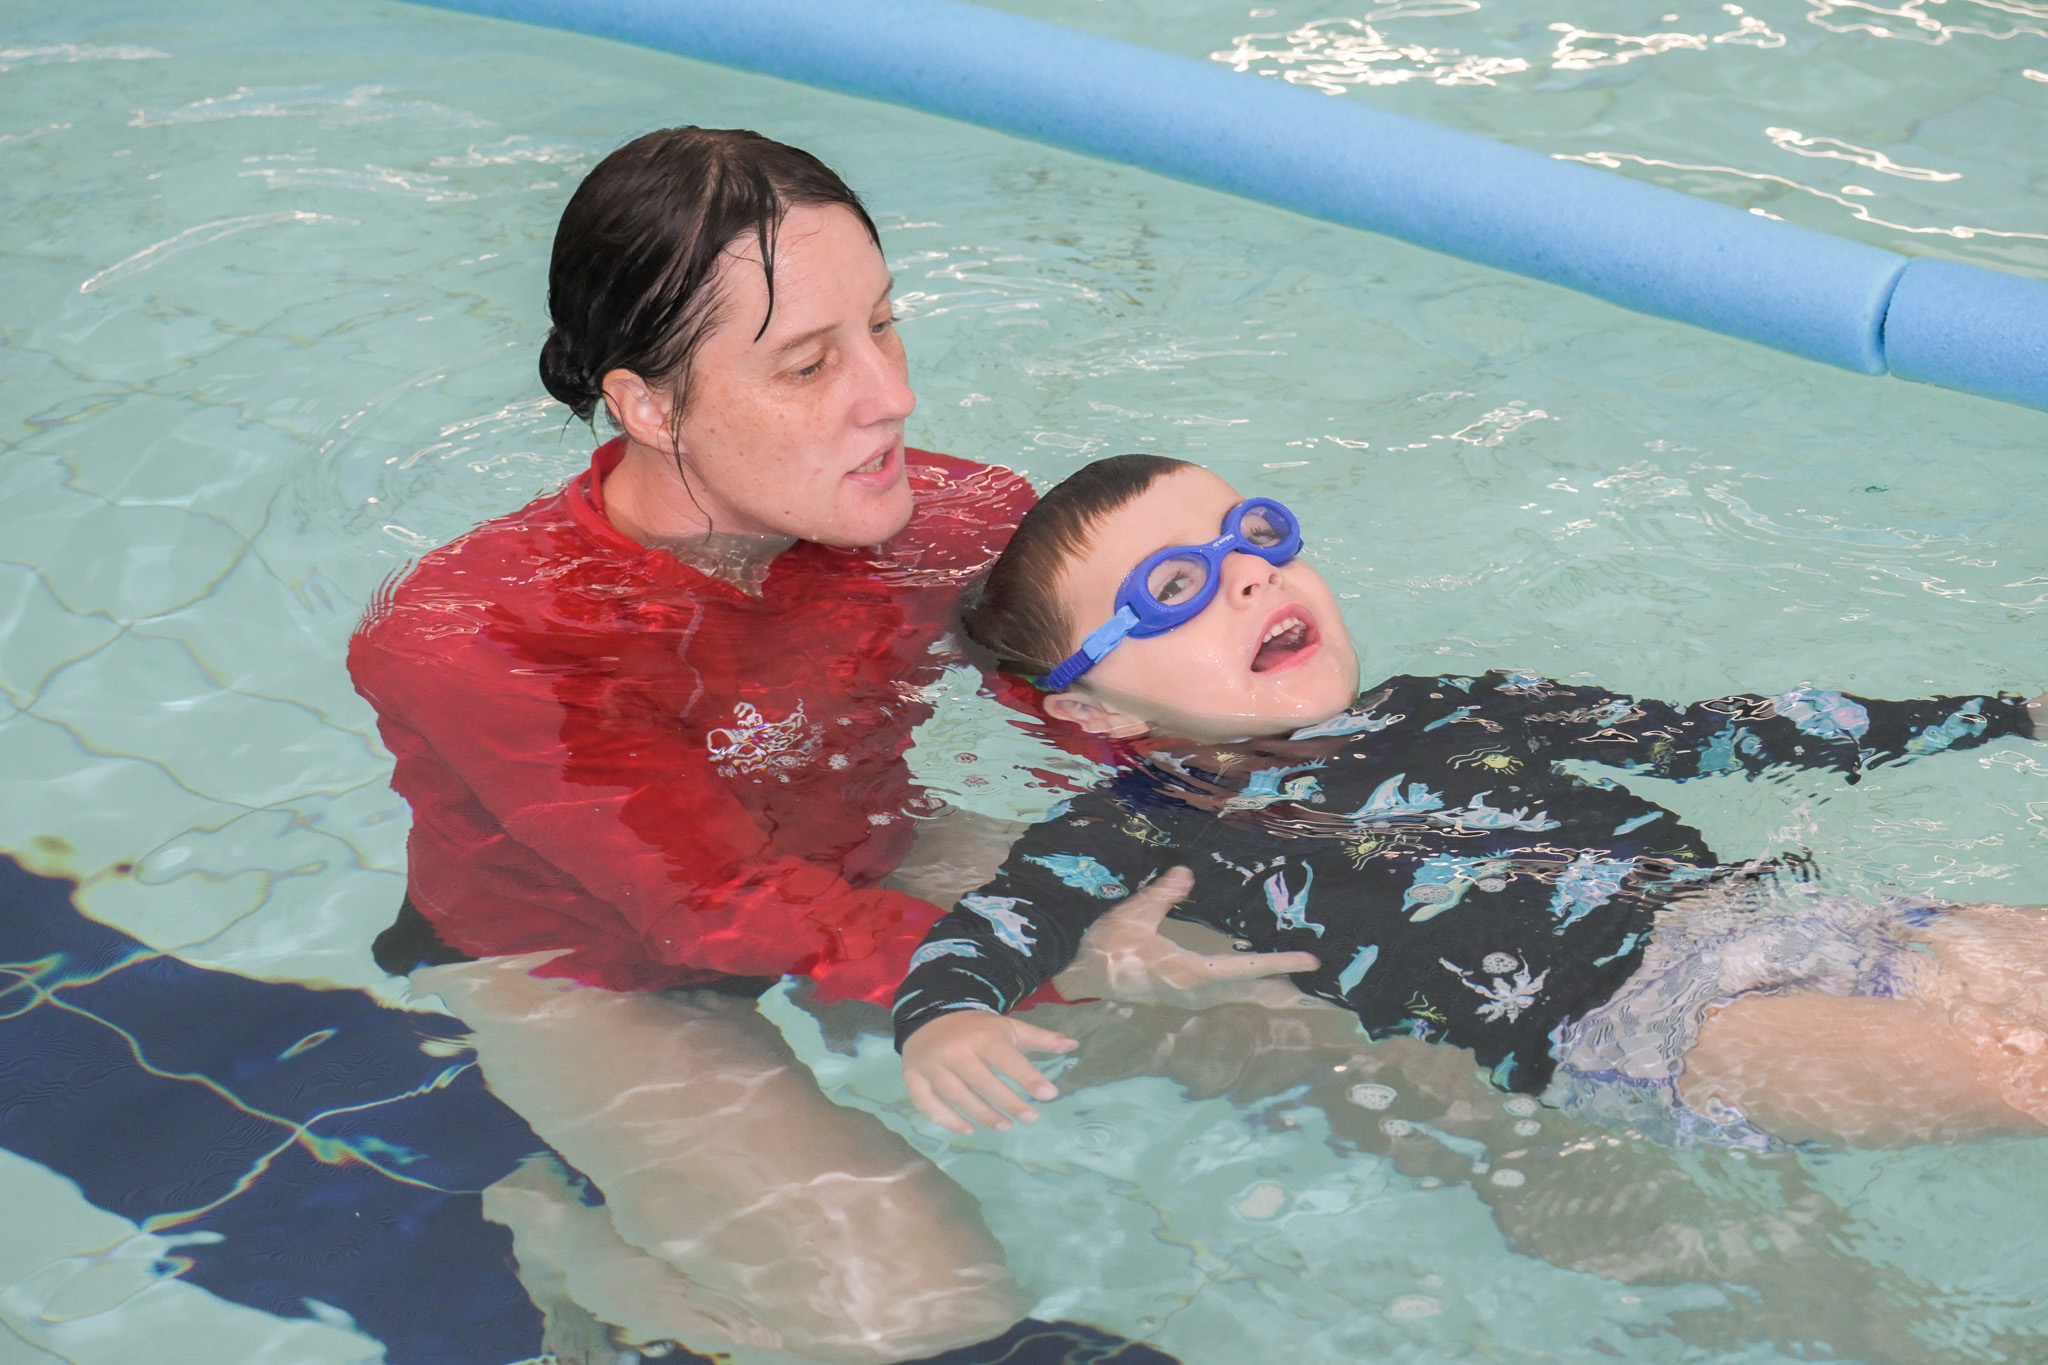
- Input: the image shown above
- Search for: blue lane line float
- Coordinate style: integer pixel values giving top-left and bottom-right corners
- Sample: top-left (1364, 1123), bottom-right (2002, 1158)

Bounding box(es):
top-left (412, 0), bottom-right (2048, 413)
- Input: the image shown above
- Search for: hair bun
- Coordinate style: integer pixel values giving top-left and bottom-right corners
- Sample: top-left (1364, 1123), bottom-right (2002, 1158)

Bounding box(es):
top-left (538, 328), bottom-right (600, 420)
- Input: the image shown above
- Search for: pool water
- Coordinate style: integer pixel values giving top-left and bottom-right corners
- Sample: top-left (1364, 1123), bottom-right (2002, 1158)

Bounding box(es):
top-left (3, 0), bottom-right (2046, 1360)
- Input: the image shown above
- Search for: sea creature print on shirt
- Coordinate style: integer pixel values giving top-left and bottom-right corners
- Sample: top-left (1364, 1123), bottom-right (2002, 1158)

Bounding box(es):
top-left (1441, 955), bottom-right (1550, 1024)
top-left (1336, 943), bottom-right (1379, 996)
top-left (1448, 745), bottom-right (1525, 775)
top-left (1220, 762), bottom-right (1328, 813)
top-left (1289, 689), bottom-right (1404, 740)
top-left (1546, 851), bottom-right (1635, 931)
top-left (1262, 862), bottom-right (1323, 936)
top-left (1770, 685), bottom-right (1870, 743)
top-left (1904, 701), bottom-right (1990, 757)
top-left (1345, 774), bottom-right (1447, 822)
top-left (908, 938), bottom-right (983, 970)
top-left (1403, 854), bottom-right (1513, 921)
top-left (1023, 853), bottom-right (1129, 898)
top-left (1447, 791), bottom-right (1560, 833)
top-left (959, 895), bottom-right (1037, 954)
top-left (1422, 705), bottom-right (1503, 733)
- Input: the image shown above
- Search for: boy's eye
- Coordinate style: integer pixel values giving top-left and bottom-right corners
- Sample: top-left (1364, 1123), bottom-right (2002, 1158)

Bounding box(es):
top-left (1146, 557), bottom-right (1206, 605)
top-left (871, 314), bottom-right (897, 334)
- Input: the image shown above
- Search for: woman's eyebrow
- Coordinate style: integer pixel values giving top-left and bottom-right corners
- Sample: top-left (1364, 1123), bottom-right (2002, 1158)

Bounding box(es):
top-left (768, 278), bottom-right (897, 357)
top-left (770, 323), bottom-right (836, 356)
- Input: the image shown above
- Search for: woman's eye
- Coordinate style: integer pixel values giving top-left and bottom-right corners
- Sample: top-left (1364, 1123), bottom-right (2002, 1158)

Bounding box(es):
top-left (871, 314), bottom-right (897, 334)
top-left (791, 357), bottom-right (825, 379)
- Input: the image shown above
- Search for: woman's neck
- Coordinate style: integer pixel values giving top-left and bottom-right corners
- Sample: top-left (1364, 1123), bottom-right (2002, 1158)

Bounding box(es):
top-left (601, 440), bottom-right (796, 596)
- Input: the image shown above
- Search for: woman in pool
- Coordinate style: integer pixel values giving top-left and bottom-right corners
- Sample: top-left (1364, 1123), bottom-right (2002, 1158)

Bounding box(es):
top-left (895, 454), bottom-right (2048, 1153)
top-left (348, 131), bottom-right (1307, 1364)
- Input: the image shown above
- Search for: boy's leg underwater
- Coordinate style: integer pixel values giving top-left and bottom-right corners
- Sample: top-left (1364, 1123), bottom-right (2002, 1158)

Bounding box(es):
top-left (1678, 902), bottom-right (2048, 1147)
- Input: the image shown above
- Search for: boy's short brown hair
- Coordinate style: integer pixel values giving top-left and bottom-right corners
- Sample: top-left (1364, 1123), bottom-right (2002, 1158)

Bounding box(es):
top-left (962, 454), bottom-right (1193, 684)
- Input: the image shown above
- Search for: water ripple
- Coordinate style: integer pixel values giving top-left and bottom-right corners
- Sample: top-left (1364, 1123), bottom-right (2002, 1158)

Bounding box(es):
top-left (78, 212), bottom-right (357, 293)
top-left (1804, 0), bottom-right (2048, 44)
top-left (128, 84), bottom-right (489, 129)
top-left (1212, 18), bottom-right (1530, 92)
top-left (0, 43), bottom-right (169, 72)
top-left (1557, 149), bottom-right (2048, 251)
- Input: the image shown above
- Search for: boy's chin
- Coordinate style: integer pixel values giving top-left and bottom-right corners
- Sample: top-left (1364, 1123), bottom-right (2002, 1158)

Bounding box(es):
top-left (1086, 684), bottom-right (1358, 745)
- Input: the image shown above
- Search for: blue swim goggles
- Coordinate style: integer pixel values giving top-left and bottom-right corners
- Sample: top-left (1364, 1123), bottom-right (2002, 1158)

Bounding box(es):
top-left (1040, 498), bottom-right (1304, 691)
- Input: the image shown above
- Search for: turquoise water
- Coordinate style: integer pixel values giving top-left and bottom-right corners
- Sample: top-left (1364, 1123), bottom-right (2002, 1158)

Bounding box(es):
top-left (3, 0), bottom-right (2047, 1359)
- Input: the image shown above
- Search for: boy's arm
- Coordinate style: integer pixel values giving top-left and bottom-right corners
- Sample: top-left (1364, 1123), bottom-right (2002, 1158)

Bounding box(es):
top-left (1475, 672), bottom-right (2039, 783)
top-left (891, 810), bottom-right (1151, 1049)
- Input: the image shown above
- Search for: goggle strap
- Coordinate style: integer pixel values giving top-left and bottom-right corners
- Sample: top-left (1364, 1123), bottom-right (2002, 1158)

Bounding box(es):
top-left (1040, 604), bottom-right (1140, 692)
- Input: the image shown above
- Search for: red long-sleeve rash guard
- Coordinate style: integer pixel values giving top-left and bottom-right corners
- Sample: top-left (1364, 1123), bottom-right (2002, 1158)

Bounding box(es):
top-left (348, 440), bottom-right (1036, 1005)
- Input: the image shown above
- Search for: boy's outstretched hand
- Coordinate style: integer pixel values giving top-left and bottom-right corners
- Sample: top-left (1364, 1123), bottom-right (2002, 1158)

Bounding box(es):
top-left (1058, 865), bottom-right (1321, 1008)
top-left (902, 1011), bottom-right (1077, 1135)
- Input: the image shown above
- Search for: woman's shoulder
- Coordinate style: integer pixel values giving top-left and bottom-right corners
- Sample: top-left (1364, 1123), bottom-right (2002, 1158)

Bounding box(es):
top-left (906, 449), bottom-right (1036, 512)
top-left (350, 482), bottom-right (636, 654)
top-left (874, 450), bottom-right (1037, 579)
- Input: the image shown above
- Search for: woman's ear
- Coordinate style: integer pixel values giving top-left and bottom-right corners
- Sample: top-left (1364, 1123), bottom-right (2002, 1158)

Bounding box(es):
top-left (1043, 690), bottom-right (1152, 739)
top-left (601, 368), bottom-right (680, 452)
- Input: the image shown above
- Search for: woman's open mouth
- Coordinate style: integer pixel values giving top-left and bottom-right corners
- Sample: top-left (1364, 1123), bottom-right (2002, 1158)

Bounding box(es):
top-left (1251, 606), bottom-right (1321, 673)
top-left (845, 440), bottom-right (901, 487)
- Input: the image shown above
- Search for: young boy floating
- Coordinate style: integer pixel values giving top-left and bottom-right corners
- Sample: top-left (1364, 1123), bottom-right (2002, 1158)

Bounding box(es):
top-left (896, 455), bottom-right (2048, 1152)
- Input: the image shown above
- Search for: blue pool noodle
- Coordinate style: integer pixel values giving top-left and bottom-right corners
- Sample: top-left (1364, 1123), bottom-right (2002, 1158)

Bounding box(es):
top-left (416, 0), bottom-right (2048, 411)
top-left (1885, 259), bottom-right (2048, 411)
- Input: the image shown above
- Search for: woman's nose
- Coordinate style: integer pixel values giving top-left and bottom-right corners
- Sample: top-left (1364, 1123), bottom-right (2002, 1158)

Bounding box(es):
top-left (852, 332), bottom-right (916, 426)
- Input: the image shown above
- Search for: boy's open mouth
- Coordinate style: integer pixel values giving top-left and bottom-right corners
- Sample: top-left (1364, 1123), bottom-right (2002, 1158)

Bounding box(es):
top-left (1251, 606), bottom-right (1320, 673)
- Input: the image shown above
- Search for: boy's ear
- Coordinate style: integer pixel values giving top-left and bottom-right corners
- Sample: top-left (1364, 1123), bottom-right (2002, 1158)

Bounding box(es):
top-left (1043, 690), bottom-right (1151, 739)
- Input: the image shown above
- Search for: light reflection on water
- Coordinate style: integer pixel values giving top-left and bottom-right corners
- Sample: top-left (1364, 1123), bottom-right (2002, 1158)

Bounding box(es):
top-left (3, 0), bottom-right (2048, 1359)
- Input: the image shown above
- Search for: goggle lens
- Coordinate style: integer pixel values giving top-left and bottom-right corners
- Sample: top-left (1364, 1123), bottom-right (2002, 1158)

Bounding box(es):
top-left (1238, 504), bottom-right (1292, 549)
top-left (1144, 554), bottom-right (1211, 607)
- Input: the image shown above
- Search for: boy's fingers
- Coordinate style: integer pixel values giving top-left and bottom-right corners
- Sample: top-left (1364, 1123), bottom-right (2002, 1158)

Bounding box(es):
top-left (960, 1058), bottom-right (1045, 1120)
top-left (984, 1045), bottom-right (1061, 1102)
top-left (1094, 865), bottom-right (1196, 934)
top-left (1196, 949), bottom-right (1320, 980)
top-left (905, 1071), bottom-right (974, 1136)
top-left (932, 1070), bottom-right (1023, 1131)
top-left (1005, 1020), bottom-right (1078, 1055)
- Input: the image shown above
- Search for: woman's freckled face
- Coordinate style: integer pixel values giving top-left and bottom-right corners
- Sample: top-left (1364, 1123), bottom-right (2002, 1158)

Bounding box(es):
top-left (670, 203), bottom-right (916, 547)
top-left (1054, 466), bottom-right (1361, 739)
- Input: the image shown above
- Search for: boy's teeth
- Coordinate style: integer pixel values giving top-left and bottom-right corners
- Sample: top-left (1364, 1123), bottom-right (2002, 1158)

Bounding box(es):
top-left (1262, 617), bottom-right (1303, 643)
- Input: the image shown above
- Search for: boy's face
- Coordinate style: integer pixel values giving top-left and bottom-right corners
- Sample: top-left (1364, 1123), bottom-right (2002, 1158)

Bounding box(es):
top-left (1048, 466), bottom-right (1360, 741)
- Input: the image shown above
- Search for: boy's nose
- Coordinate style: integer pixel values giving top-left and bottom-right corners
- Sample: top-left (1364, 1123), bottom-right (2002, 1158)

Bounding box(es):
top-left (1222, 552), bottom-right (1283, 606)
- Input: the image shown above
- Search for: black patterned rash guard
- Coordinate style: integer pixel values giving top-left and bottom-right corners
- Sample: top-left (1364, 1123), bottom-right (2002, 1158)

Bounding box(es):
top-left (893, 671), bottom-right (2036, 1094)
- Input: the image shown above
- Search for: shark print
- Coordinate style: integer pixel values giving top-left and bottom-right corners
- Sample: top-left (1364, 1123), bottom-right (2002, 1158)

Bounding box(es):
top-left (1288, 690), bottom-right (1404, 740)
top-left (1447, 791), bottom-right (1560, 833)
top-left (1344, 774), bottom-right (1447, 822)
top-left (958, 895), bottom-right (1037, 954)
top-left (1023, 853), bottom-right (1129, 898)
top-left (908, 938), bottom-right (982, 971)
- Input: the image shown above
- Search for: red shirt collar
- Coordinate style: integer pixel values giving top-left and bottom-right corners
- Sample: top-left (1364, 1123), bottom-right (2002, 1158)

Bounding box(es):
top-left (562, 436), bottom-right (643, 555)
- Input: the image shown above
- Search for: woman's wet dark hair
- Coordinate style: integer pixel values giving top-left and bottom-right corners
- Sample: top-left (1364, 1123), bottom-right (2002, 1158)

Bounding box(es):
top-left (962, 454), bottom-right (1194, 685)
top-left (539, 127), bottom-right (880, 424)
